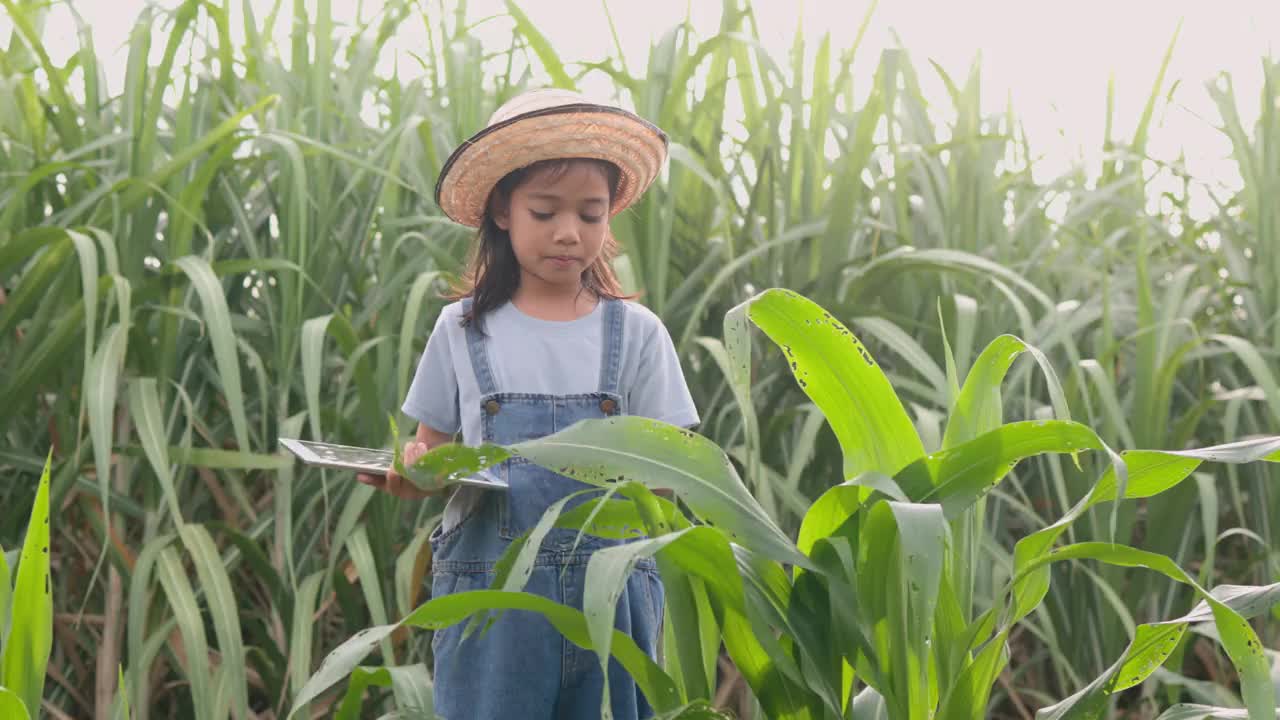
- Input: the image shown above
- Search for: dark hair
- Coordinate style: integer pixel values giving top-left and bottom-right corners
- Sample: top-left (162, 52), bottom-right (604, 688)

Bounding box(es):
top-left (448, 158), bottom-right (634, 326)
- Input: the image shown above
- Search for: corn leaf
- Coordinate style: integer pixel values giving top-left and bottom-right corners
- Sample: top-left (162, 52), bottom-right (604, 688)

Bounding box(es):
top-left (0, 452), bottom-right (52, 715)
top-left (727, 288), bottom-right (924, 479)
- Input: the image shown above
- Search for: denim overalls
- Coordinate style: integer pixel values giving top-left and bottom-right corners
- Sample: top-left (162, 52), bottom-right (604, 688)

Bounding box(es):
top-left (428, 298), bottom-right (664, 720)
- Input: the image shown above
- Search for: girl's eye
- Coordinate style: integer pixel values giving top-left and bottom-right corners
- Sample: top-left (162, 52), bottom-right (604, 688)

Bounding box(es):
top-left (530, 210), bottom-right (554, 221)
top-left (581, 214), bottom-right (605, 224)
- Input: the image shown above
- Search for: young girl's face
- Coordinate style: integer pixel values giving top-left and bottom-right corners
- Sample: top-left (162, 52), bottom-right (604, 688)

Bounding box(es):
top-left (494, 161), bottom-right (611, 293)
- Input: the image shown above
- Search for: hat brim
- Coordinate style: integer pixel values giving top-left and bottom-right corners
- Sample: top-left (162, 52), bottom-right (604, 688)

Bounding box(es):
top-left (435, 104), bottom-right (668, 228)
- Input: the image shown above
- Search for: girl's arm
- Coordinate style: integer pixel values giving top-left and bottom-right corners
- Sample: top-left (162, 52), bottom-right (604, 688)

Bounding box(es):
top-left (357, 422), bottom-right (454, 499)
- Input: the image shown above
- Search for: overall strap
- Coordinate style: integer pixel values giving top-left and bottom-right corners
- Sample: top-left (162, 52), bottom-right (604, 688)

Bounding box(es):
top-left (461, 297), bottom-right (498, 396)
top-left (597, 299), bottom-right (625, 395)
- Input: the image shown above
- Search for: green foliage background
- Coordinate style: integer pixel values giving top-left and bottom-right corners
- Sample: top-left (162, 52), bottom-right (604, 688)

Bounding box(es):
top-left (0, 0), bottom-right (1277, 716)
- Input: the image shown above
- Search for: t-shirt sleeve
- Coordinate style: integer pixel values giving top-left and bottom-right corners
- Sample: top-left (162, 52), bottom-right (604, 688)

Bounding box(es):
top-left (628, 318), bottom-right (700, 428)
top-left (401, 309), bottom-right (461, 434)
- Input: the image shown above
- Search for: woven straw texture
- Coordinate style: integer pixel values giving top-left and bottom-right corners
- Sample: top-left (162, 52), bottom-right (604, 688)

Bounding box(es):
top-left (435, 90), bottom-right (668, 227)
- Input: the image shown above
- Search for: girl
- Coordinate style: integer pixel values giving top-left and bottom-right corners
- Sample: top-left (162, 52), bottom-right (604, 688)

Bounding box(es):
top-left (357, 88), bottom-right (698, 720)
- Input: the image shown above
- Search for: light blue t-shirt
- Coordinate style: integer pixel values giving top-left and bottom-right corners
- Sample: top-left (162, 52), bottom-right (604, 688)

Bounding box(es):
top-left (402, 298), bottom-right (700, 528)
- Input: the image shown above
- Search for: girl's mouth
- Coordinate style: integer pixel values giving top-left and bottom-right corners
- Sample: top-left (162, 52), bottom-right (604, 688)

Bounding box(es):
top-left (547, 256), bottom-right (578, 268)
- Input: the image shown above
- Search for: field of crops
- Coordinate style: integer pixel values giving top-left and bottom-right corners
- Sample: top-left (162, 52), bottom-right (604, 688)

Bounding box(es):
top-left (1, 0), bottom-right (1278, 717)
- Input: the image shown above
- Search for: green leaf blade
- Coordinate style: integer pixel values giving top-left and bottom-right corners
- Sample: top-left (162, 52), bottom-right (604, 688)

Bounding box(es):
top-left (0, 452), bottom-right (53, 716)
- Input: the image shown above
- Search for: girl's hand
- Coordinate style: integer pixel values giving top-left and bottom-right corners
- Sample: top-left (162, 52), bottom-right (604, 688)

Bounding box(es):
top-left (357, 440), bottom-right (442, 499)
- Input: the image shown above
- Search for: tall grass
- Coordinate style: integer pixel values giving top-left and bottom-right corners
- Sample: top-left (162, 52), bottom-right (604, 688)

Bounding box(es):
top-left (1, 0), bottom-right (1277, 715)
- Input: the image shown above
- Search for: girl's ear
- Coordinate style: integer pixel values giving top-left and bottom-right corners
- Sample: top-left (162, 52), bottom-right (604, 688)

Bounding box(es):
top-left (490, 194), bottom-right (511, 231)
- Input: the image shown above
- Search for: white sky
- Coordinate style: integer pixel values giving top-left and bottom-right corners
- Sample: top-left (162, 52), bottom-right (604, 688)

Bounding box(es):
top-left (5, 0), bottom-right (1277, 206)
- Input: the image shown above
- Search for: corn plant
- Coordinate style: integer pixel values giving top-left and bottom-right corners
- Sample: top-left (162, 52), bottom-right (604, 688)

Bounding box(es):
top-left (296, 289), bottom-right (1280, 719)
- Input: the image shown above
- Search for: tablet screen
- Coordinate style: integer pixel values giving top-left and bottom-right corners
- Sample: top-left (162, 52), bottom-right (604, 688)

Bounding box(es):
top-left (278, 438), bottom-right (508, 489)
top-left (280, 438), bottom-right (393, 473)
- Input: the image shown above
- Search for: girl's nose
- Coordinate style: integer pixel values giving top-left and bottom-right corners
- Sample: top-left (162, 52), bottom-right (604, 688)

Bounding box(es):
top-left (552, 217), bottom-right (580, 244)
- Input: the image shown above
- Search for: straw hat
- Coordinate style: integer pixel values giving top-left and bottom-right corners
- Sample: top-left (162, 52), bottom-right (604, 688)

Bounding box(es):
top-left (434, 88), bottom-right (669, 228)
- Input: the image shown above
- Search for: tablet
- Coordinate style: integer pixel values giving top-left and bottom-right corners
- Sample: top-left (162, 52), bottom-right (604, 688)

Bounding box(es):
top-left (278, 438), bottom-right (508, 490)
